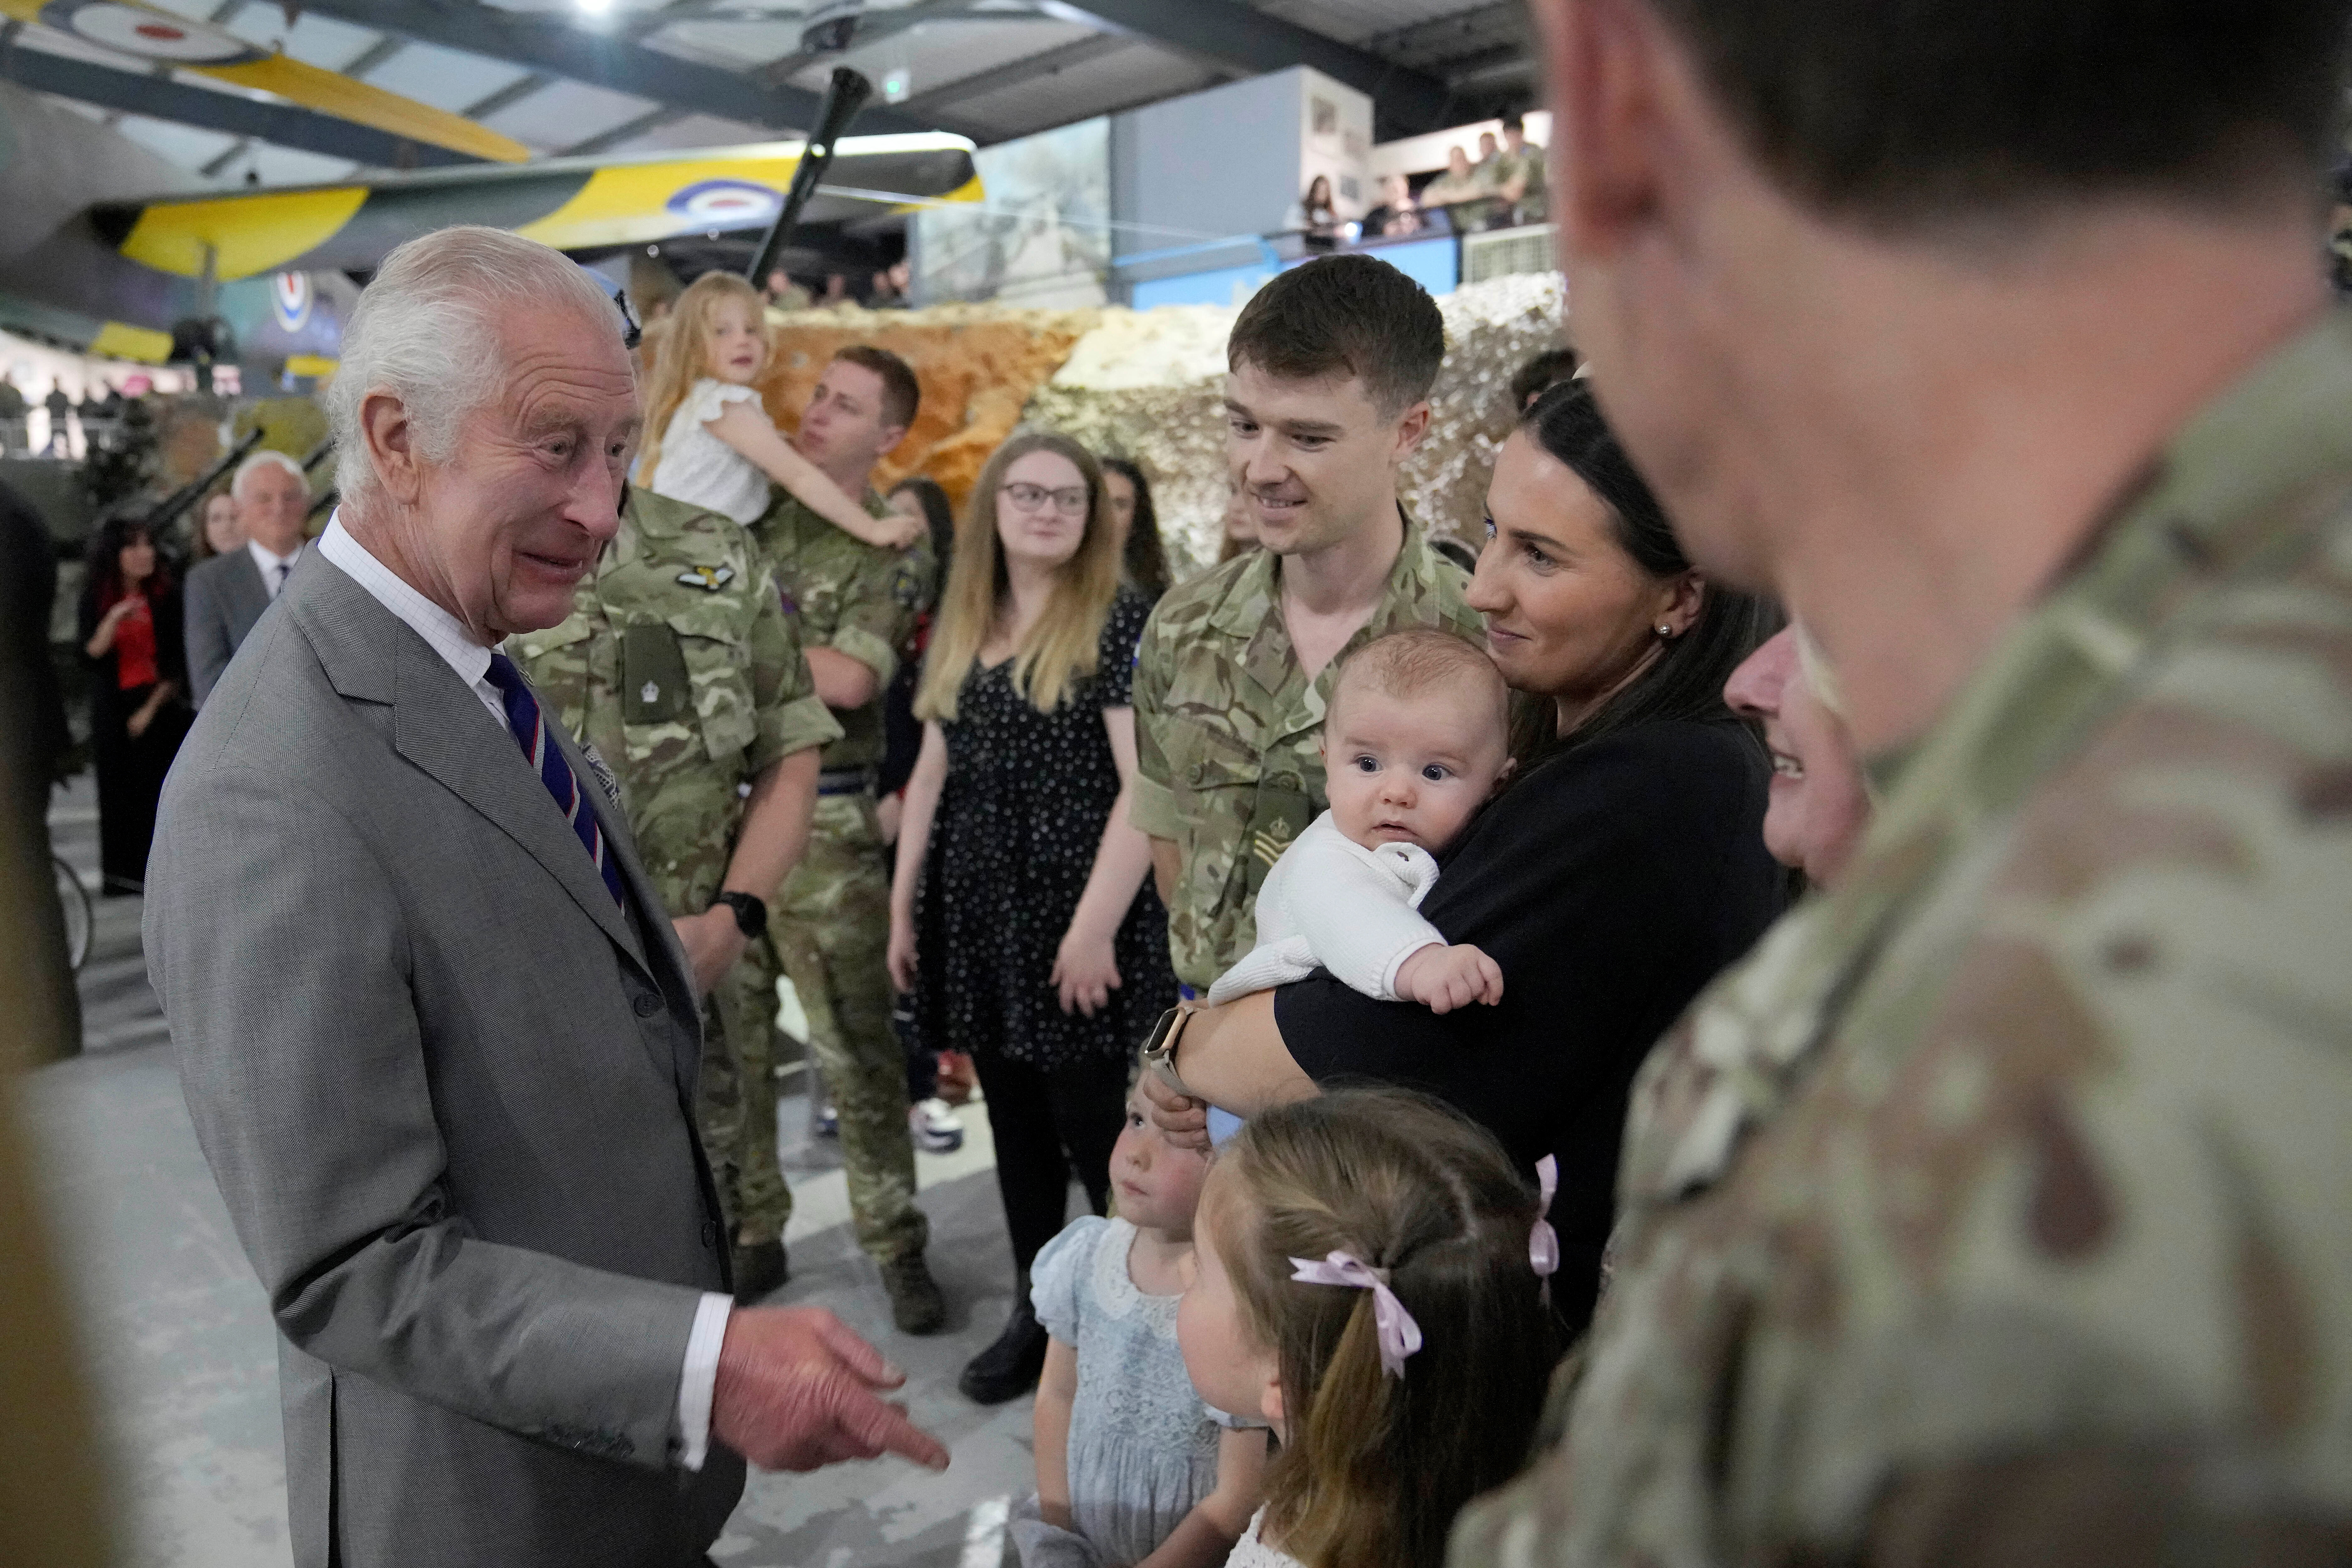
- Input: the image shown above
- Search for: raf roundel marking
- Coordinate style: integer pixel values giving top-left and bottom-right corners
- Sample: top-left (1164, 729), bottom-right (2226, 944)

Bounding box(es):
top-left (663, 179), bottom-right (785, 232)
top-left (42, 1), bottom-right (267, 66)
top-left (272, 272), bottom-right (312, 333)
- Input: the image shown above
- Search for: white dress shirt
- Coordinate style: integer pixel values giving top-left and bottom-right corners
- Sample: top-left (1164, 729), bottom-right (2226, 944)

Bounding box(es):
top-left (315, 514), bottom-right (735, 1470)
top-left (247, 538), bottom-right (303, 600)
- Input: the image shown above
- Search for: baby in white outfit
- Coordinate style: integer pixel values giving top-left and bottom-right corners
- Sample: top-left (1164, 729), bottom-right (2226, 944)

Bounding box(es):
top-left (1208, 629), bottom-right (1514, 1014)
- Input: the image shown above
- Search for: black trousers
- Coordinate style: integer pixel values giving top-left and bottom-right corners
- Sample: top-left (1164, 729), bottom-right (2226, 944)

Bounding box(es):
top-left (969, 1044), bottom-right (1130, 1277)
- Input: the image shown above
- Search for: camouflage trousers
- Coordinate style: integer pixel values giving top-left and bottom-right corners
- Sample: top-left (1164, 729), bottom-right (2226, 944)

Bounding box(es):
top-left (698, 955), bottom-right (792, 1242)
top-left (770, 791), bottom-right (928, 1263)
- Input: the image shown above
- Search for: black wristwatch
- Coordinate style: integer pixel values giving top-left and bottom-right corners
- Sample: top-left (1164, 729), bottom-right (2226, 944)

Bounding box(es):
top-left (711, 890), bottom-right (768, 940)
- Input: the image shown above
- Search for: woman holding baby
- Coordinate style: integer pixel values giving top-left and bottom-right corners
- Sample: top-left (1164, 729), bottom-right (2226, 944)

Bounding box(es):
top-left (1144, 382), bottom-right (1787, 1334)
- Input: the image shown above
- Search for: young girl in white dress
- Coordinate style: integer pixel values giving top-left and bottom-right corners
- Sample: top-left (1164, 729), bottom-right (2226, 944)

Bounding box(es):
top-left (637, 271), bottom-right (920, 548)
top-left (1012, 1082), bottom-right (1269, 1568)
top-left (1175, 1087), bottom-right (1564, 1568)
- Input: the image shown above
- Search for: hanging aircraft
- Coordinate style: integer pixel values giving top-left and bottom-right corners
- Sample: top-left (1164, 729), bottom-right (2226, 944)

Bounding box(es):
top-left (0, 0), bottom-right (532, 162)
top-left (0, 77), bottom-right (979, 380)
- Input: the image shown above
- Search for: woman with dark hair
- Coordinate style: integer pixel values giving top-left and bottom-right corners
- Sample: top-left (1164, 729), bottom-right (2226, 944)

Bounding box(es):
top-left (878, 475), bottom-right (962, 828)
top-left (1293, 174), bottom-right (1341, 250)
top-left (1098, 457), bottom-right (1172, 602)
top-left (887, 473), bottom-right (958, 573)
top-left (78, 513), bottom-right (190, 893)
top-left (1137, 383), bottom-right (1787, 1336)
top-left (879, 472), bottom-right (975, 1149)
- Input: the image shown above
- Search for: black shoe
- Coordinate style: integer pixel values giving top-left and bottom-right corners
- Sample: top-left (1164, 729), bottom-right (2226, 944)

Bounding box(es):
top-left (879, 1251), bottom-right (947, 1335)
top-left (958, 1278), bottom-right (1046, 1404)
top-left (732, 1238), bottom-right (789, 1302)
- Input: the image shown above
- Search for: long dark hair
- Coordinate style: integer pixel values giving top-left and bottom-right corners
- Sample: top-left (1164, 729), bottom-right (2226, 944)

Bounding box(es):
top-left (889, 474), bottom-right (957, 584)
top-left (84, 511), bottom-right (168, 608)
top-left (1100, 456), bottom-right (1172, 600)
top-left (1514, 382), bottom-right (1778, 765)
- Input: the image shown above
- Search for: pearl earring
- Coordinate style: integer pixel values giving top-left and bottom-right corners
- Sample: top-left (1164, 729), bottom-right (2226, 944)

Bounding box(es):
top-left (1656, 624), bottom-right (1673, 637)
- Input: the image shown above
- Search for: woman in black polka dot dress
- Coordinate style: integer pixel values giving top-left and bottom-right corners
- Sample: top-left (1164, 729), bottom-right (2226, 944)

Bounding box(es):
top-left (887, 431), bottom-right (1177, 1403)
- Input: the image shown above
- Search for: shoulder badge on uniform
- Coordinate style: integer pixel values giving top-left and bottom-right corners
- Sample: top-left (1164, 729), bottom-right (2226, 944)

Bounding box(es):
top-left (579, 743), bottom-right (624, 806)
top-left (676, 565), bottom-right (736, 593)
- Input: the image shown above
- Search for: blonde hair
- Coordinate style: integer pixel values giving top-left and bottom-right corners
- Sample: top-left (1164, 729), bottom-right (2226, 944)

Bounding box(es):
top-left (914, 431), bottom-right (1123, 721)
top-left (1210, 1089), bottom-right (1562, 1568)
top-left (637, 271), bottom-right (769, 482)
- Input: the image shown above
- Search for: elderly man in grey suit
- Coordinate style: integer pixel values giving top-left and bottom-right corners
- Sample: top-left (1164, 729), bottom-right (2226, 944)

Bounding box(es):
top-left (181, 447), bottom-right (312, 707)
top-left (144, 226), bottom-right (948, 1568)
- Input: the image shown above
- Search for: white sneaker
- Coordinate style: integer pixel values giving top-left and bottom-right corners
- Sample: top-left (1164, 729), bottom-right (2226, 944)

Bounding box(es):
top-left (910, 1098), bottom-right (964, 1154)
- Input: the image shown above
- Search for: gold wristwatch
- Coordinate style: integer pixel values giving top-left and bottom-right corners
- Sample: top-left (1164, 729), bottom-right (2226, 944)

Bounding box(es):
top-left (1139, 1004), bottom-right (1200, 1098)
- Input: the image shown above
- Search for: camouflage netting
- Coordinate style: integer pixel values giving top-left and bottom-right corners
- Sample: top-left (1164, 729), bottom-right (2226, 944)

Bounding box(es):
top-left (748, 274), bottom-right (1568, 572)
top-left (756, 302), bottom-right (1100, 510)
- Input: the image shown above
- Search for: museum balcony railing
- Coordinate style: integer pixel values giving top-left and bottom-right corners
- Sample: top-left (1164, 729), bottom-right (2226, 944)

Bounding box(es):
top-left (1109, 219), bottom-right (1555, 309)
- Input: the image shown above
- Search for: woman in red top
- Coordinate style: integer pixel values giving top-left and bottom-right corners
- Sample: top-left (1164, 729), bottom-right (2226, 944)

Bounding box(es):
top-left (79, 514), bottom-right (189, 893)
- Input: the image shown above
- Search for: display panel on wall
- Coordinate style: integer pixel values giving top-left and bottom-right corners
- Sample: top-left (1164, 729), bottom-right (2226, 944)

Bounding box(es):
top-left (913, 118), bottom-right (1111, 309)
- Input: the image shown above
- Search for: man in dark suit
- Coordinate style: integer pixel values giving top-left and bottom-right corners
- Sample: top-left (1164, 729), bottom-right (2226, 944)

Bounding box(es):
top-left (182, 447), bottom-right (312, 706)
top-left (145, 226), bottom-right (947, 1568)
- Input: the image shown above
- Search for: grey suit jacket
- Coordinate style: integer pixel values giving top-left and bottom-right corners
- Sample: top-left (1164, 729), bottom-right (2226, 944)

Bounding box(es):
top-left (182, 547), bottom-right (270, 708)
top-left (145, 553), bottom-right (745, 1568)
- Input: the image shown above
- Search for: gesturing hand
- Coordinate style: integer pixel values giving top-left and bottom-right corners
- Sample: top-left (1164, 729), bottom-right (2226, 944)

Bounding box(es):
top-left (711, 1305), bottom-right (951, 1473)
top-left (1139, 1068), bottom-right (1210, 1153)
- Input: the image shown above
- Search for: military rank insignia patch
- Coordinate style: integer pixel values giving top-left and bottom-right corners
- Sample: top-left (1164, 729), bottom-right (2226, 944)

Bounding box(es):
top-left (676, 565), bottom-right (736, 592)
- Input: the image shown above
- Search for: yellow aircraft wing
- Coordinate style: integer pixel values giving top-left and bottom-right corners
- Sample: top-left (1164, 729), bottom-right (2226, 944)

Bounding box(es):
top-left (96, 133), bottom-right (983, 280)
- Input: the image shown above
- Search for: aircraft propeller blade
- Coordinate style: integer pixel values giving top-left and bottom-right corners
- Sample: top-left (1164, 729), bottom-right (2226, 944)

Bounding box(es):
top-left (0, 0), bottom-right (529, 162)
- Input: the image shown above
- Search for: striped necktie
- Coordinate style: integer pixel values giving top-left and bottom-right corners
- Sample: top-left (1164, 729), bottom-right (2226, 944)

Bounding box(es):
top-left (483, 653), bottom-right (625, 907)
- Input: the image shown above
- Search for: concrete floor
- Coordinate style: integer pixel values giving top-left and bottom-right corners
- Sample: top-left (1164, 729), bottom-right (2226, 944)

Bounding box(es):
top-left (25, 777), bottom-right (1051, 1568)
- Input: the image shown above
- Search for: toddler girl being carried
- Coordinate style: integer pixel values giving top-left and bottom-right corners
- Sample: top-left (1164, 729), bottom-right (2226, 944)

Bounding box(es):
top-left (1014, 1080), bottom-right (1270, 1568)
top-left (637, 271), bottom-right (920, 548)
top-left (1176, 1086), bottom-right (1563, 1568)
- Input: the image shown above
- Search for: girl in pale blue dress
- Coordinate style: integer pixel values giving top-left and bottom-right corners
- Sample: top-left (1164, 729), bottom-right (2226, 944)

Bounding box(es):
top-left (1011, 1086), bottom-right (1268, 1568)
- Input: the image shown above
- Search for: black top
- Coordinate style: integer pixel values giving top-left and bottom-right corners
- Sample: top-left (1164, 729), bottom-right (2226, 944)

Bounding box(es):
top-left (913, 586), bottom-right (1178, 1070)
top-left (1276, 717), bottom-right (1785, 1334)
top-left (0, 481), bottom-right (66, 779)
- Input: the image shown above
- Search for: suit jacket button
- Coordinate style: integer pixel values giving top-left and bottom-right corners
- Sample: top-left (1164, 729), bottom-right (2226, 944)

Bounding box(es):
top-left (701, 1219), bottom-right (719, 1250)
top-left (633, 993), bottom-right (662, 1018)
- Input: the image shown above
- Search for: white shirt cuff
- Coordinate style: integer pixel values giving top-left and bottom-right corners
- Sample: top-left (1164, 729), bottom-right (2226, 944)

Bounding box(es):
top-left (676, 1291), bottom-right (734, 1471)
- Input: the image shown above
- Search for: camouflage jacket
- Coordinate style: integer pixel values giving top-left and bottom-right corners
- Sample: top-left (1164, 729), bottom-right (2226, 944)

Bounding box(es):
top-left (746, 487), bottom-right (931, 774)
top-left (1451, 314), bottom-right (2352, 1566)
top-left (507, 488), bottom-right (840, 913)
top-left (1131, 514), bottom-right (1477, 991)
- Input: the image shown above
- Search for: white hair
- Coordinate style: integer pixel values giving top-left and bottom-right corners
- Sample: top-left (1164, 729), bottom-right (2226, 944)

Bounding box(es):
top-left (231, 447), bottom-right (306, 496)
top-left (325, 226), bottom-right (624, 508)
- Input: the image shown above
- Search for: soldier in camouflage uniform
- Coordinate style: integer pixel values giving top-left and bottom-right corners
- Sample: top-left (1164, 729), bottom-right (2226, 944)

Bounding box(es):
top-left (1455, 2), bottom-right (2352, 1564)
top-left (744, 344), bottom-right (947, 1334)
top-left (508, 486), bottom-right (838, 1302)
top-left (1131, 256), bottom-right (1479, 999)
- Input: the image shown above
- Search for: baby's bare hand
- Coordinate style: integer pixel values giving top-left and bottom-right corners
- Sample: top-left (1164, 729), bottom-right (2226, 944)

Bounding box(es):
top-left (1394, 943), bottom-right (1505, 1014)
